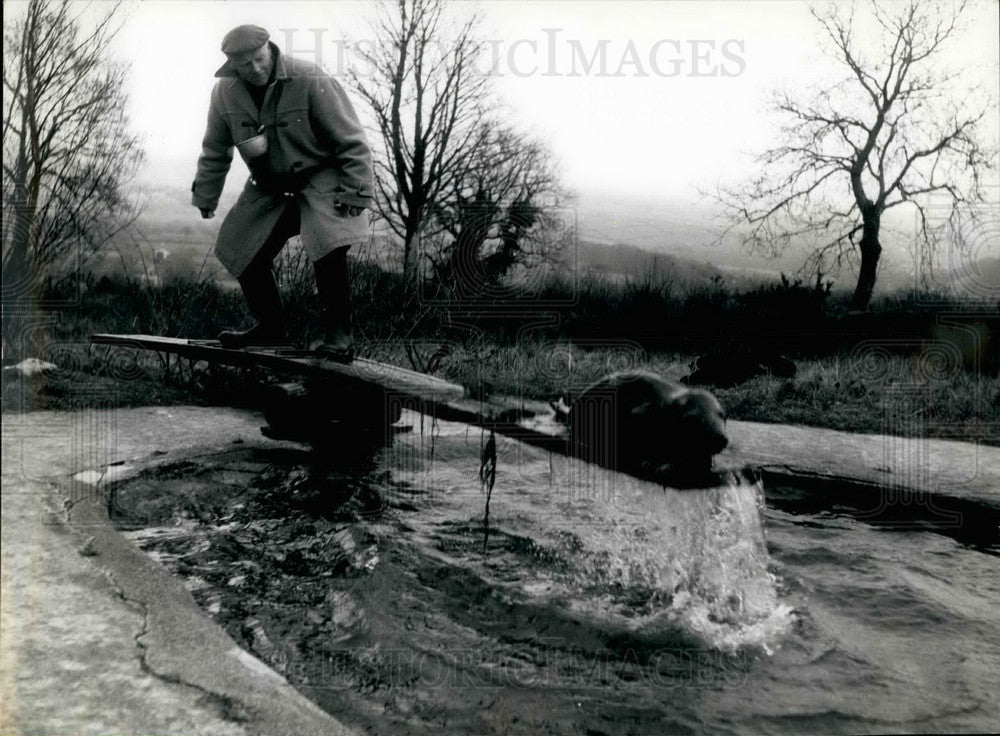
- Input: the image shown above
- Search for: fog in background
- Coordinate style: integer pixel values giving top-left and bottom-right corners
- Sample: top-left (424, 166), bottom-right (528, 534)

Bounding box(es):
top-left (10, 0), bottom-right (998, 289)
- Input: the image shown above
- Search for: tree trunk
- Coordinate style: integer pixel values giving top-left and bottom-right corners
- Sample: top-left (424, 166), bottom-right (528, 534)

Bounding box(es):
top-left (402, 215), bottom-right (420, 279)
top-left (851, 211), bottom-right (882, 311)
top-left (3, 157), bottom-right (39, 303)
top-left (402, 230), bottom-right (416, 278)
top-left (401, 192), bottom-right (426, 278)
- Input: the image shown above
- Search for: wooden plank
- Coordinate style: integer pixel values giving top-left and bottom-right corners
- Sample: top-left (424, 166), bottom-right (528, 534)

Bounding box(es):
top-left (89, 334), bottom-right (464, 403)
top-left (89, 334), bottom-right (739, 489)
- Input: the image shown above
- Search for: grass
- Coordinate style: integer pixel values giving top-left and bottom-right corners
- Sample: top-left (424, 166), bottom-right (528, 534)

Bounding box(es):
top-left (430, 340), bottom-right (998, 443)
top-left (3, 263), bottom-right (997, 446)
top-left (718, 356), bottom-right (997, 442)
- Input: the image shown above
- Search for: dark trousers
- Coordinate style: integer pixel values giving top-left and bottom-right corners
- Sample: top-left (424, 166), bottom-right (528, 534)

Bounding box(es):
top-left (237, 201), bottom-right (350, 332)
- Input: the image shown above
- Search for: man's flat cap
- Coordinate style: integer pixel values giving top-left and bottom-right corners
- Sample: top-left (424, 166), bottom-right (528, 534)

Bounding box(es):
top-left (221, 25), bottom-right (269, 56)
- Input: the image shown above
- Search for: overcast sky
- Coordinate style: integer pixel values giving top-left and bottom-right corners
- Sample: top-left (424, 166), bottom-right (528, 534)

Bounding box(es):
top-left (9, 0), bottom-right (1000, 208)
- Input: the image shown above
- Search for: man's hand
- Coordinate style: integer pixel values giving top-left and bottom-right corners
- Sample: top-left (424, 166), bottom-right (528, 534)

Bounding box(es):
top-left (199, 208), bottom-right (215, 219)
top-left (334, 203), bottom-right (365, 217)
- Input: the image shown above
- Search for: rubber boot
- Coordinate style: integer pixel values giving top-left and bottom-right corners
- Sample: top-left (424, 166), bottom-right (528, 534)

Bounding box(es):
top-left (218, 261), bottom-right (289, 348)
top-left (311, 246), bottom-right (355, 363)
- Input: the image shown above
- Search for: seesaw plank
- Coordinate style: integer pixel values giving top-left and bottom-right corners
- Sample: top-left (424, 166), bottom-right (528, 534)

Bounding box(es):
top-left (89, 334), bottom-right (464, 403)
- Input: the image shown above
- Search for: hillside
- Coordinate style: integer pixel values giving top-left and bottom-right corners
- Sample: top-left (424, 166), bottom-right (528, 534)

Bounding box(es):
top-left (93, 184), bottom-right (991, 297)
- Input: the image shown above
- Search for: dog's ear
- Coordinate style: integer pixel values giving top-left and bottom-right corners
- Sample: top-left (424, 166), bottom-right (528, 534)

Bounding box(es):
top-left (629, 401), bottom-right (653, 417)
top-left (550, 397), bottom-right (572, 422)
top-left (676, 391), bottom-right (717, 419)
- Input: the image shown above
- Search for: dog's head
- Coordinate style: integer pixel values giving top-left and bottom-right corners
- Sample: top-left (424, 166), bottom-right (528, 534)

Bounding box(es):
top-left (629, 388), bottom-right (728, 457)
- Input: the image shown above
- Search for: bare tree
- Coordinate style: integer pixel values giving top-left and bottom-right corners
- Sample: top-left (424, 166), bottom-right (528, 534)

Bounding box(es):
top-left (718, 0), bottom-right (994, 311)
top-left (2, 0), bottom-right (144, 302)
top-left (349, 0), bottom-right (495, 276)
top-left (425, 124), bottom-right (569, 296)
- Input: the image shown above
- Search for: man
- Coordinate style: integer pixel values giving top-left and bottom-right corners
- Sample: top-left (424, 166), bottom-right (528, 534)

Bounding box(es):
top-left (192, 24), bottom-right (373, 361)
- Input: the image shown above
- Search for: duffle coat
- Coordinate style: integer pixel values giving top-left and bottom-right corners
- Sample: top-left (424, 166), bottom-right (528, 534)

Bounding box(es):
top-left (192, 43), bottom-right (374, 277)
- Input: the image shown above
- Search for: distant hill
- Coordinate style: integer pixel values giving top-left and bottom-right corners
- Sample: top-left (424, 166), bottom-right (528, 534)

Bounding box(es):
top-left (570, 194), bottom-right (807, 290)
top-left (132, 184), bottom-right (237, 245)
top-left (107, 183), bottom-right (990, 298)
top-left (571, 191), bottom-right (938, 293)
top-left (572, 239), bottom-right (726, 287)
top-left (945, 256), bottom-right (1000, 299)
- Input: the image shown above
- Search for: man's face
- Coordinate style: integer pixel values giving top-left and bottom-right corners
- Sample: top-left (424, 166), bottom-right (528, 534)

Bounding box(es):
top-left (227, 44), bottom-right (273, 87)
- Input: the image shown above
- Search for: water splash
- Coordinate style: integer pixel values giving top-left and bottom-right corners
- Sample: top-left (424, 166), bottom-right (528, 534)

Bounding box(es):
top-left (384, 410), bottom-right (794, 653)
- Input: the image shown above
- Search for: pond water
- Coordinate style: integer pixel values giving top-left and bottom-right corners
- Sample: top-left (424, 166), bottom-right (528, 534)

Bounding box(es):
top-left (112, 410), bottom-right (1000, 735)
